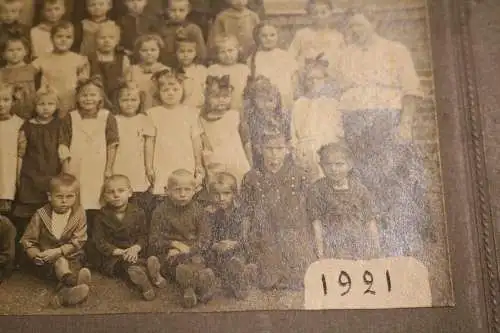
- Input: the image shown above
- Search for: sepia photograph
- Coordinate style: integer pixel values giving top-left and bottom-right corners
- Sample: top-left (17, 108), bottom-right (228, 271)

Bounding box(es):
top-left (0, 0), bottom-right (454, 315)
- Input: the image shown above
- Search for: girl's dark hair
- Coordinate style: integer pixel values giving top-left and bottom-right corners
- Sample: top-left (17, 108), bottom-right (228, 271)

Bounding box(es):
top-left (0, 30), bottom-right (31, 63)
top-left (151, 67), bottom-right (186, 104)
top-left (75, 75), bottom-right (109, 110)
top-left (133, 34), bottom-right (164, 63)
top-left (248, 21), bottom-right (279, 79)
top-left (50, 20), bottom-right (74, 38)
top-left (113, 80), bottom-right (147, 115)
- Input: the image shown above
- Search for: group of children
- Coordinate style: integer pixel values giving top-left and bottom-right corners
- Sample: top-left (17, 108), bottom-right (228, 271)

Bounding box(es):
top-left (0, 0), bottom-right (386, 309)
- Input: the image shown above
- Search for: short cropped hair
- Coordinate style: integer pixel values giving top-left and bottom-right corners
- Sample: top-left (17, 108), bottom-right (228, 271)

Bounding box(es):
top-left (0, 0), bottom-right (23, 10)
top-left (50, 20), bottom-right (74, 38)
top-left (167, 169), bottom-right (196, 189)
top-left (164, 0), bottom-right (190, 9)
top-left (49, 173), bottom-right (79, 193)
top-left (96, 20), bottom-right (121, 39)
top-left (103, 174), bottom-right (131, 190)
top-left (317, 141), bottom-right (354, 164)
top-left (43, 0), bottom-right (65, 8)
top-left (208, 171), bottom-right (238, 195)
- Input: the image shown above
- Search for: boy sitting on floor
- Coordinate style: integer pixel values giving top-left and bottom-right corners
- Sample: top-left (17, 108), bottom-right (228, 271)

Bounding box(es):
top-left (203, 171), bottom-right (257, 300)
top-left (20, 174), bottom-right (90, 307)
top-left (93, 174), bottom-right (167, 301)
top-left (149, 169), bottom-right (216, 308)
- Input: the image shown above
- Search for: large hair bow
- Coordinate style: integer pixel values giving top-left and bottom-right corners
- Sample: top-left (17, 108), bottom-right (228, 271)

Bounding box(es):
top-left (206, 75), bottom-right (231, 89)
top-left (304, 52), bottom-right (330, 68)
top-left (151, 67), bottom-right (186, 82)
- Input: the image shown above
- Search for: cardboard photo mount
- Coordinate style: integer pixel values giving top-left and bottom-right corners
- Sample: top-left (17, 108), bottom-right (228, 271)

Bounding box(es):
top-left (2, 0), bottom-right (500, 332)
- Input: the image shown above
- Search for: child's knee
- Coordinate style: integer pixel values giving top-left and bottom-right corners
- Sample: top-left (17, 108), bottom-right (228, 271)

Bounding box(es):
top-left (54, 257), bottom-right (72, 279)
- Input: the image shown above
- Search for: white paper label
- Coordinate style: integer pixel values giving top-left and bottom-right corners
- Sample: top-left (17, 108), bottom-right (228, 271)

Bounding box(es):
top-left (304, 257), bottom-right (431, 309)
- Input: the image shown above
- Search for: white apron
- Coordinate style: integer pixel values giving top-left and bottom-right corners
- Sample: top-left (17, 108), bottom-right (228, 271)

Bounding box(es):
top-left (114, 115), bottom-right (151, 192)
top-left (68, 110), bottom-right (109, 209)
top-left (200, 111), bottom-right (250, 185)
top-left (148, 106), bottom-right (200, 195)
top-left (0, 116), bottom-right (24, 200)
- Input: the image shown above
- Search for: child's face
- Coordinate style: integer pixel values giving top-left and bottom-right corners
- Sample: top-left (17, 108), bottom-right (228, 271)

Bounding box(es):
top-left (139, 40), bottom-right (160, 64)
top-left (320, 152), bottom-right (352, 182)
top-left (227, 0), bottom-right (248, 11)
top-left (217, 41), bottom-right (239, 65)
top-left (35, 95), bottom-right (58, 120)
top-left (103, 179), bottom-right (132, 209)
top-left (44, 1), bottom-right (66, 23)
top-left (210, 183), bottom-right (234, 210)
top-left (0, 3), bottom-right (22, 24)
top-left (258, 25), bottom-right (279, 51)
top-left (207, 90), bottom-right (231, 115)
top-left (167, 178), bottom-right (195, 206)
top-left (87, 0), bottom-right (111, 19)
top-left (0, 89), bottom-right (13, 118)
top-left (52, 27), bottom-right (74, 52)
top-left (48, 185), bottom-right (77, 214)
top-left (304, 66), bottom-right (328, 94)
top-left (310, 3), bottom-right (332, 26)
top-left (176, 42), bottom-right (197, 67)
top-left (96, 29), bottom-right (119, 53)
top-left (3, 40), bottom-right (26, 65)
top-left (78, 84), bottom-right (102, 112)
top-left (159, 80), bottom-right (183, 106)
top-left (167, 0), bottom-right (190, 22)
top-left (262, 139), bottom-right (288, 173)
top-left (124, 0), bottom-right (148, 15)
top-left (119, 89), bottom-right (141, 116)
top-left (254, 91), bottom-right (279, 111)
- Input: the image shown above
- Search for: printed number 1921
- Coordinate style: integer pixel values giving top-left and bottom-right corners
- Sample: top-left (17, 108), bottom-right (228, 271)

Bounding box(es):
top-left (321, 270), bottom-right (392, 296)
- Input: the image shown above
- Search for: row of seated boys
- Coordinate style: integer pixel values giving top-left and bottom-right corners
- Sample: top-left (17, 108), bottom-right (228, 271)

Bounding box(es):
top-left (0, 136), bottom-right (381, 309)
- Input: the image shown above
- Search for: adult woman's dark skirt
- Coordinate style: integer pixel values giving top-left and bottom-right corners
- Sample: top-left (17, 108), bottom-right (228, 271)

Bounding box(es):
top-left (342, 108), bottom-right (433, 258)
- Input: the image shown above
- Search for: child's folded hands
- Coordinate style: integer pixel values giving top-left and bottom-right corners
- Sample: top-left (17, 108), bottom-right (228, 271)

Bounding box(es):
top-left (123, 245), bottom-right (141, 263)
top-left (36, 248), bottom-right (62, 264)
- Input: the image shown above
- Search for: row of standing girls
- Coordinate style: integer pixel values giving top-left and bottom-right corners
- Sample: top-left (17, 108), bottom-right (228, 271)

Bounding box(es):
top-left (0, 0), bottom-right (386, 309)
top-left (0, 0), bottom-right (346, 226)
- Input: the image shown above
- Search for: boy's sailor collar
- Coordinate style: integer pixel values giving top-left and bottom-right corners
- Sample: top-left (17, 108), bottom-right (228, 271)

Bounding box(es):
top-left (37, 204), bottom-right (83, 238)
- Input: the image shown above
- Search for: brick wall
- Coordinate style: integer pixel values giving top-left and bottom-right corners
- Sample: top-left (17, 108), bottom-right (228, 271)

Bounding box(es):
top-left (267, 1), bottom-right (437, 145)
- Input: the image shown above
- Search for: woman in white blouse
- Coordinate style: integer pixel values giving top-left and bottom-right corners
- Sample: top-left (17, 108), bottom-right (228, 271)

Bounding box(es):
top-left (337, 9), bottom-right (434, 257)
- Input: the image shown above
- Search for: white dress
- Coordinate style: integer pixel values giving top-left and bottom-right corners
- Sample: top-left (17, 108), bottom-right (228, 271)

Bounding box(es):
top-left (66, 110), bottom-right (110, 210)
top-left (30, 24), bottom-right (53, 59)
top-left (200, 110), bottom-right (250, 185)
top-left (32, 52), bottom-right (89, 115)
top-left (148, 105), bottom-right (202, 195)
top-left (183, 64), bottom-right (207, 108)
top-left (291, 97), bottom-right (343, 180)
top-left (249, 49), bottom-right (298, 108)
top-left (0, 116), bottom-right (24, 200)
top-left (207, 63), bottom-right (250, 111)
top-left (114, 114), bottom-right (155, 192)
